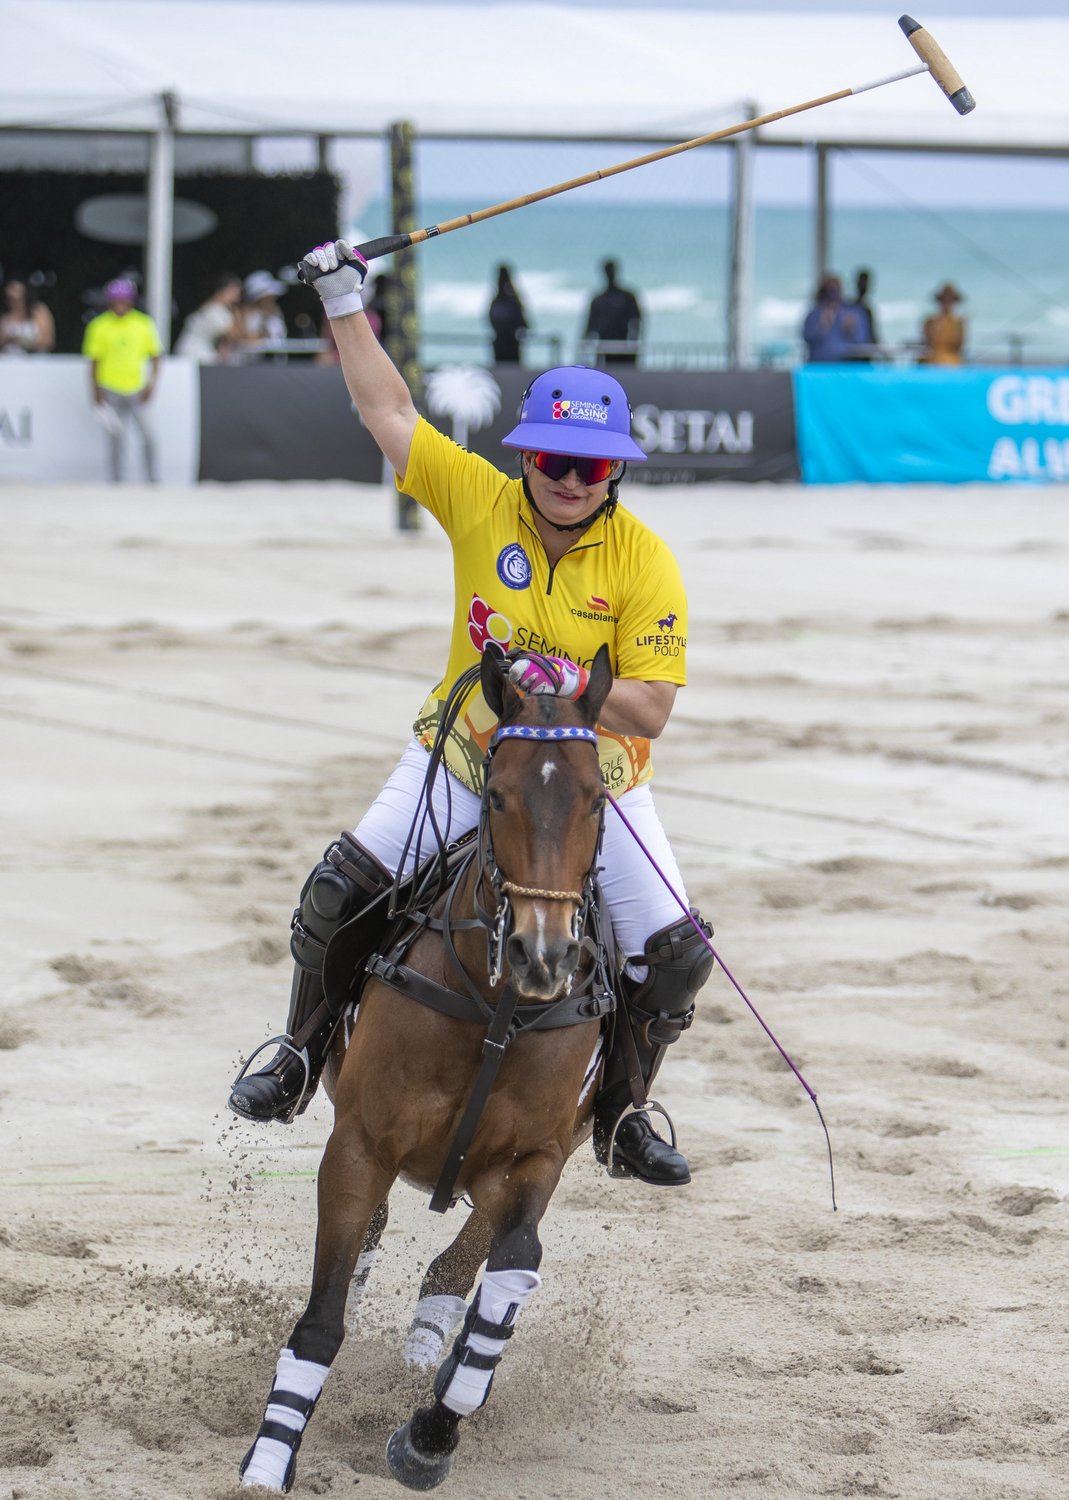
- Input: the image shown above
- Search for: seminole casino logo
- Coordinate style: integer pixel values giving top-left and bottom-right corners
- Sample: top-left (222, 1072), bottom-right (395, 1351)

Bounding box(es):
top-left (468, 592), bottom-right (514, 654)
top-left (552, 399), bottom-right (608, 425)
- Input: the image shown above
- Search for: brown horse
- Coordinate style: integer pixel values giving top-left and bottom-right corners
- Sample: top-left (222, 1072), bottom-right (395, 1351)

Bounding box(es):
top-left (239, 644), bottom-right (617, 1493)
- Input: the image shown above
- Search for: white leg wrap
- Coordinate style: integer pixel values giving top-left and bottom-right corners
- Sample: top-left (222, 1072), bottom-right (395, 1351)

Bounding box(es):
top-left (345, 1247), bottom-right (379, 1335)
top-left (241, 1346), bottom-right (331, 1491)
top-left (403, 1293), bottom-right (468, 1370)
top-left (436, 1268), bottom-right (541, 1417)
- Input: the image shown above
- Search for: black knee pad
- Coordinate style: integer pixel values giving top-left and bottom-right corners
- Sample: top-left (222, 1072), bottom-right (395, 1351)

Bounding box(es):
top-left (291, 834), bottom-right (392, 973)
top-left (625, 910), bottom-right (714, 1047)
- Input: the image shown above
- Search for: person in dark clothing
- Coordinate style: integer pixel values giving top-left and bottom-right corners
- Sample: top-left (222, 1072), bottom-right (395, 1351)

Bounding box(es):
top-left (488, 265), bottom-right (528, 364)
top-left (584, 260), bottom-right (642, 366)
top-left (845, 267), bottom-right (880, 360)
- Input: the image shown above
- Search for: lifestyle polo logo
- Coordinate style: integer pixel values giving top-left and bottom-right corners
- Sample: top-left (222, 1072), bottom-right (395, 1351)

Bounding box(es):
top-left (468, 592), bottom-right (513, 654)
top-left (635, 608), bottom-right (685, 659)
top-left (552, 399), bottom-right (608, 426)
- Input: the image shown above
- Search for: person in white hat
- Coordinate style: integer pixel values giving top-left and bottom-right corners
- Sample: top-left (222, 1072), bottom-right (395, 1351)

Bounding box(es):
top-left (241, 270), bottom-right (288, 349)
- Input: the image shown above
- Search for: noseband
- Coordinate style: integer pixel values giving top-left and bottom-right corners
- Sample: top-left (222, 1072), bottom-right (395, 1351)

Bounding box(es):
top-left (480, 723), bottom-right (603, 987)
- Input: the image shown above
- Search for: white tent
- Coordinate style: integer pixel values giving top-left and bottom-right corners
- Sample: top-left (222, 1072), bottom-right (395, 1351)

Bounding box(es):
top-left (4, 3), bottom-right (1066, 352)
top-left (4, 3), bottom-right (1065, 149)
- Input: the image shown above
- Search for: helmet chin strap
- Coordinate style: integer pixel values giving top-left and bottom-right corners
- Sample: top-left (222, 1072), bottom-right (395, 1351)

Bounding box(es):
top-left (521, 468), bottom-right (623, 534)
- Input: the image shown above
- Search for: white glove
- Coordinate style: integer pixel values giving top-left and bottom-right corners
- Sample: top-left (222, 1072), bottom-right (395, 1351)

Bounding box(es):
top-left (297, 239), bottom-right (368, 321)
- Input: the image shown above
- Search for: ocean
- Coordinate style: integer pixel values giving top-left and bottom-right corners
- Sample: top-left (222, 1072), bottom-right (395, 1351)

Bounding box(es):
top-left (352, 198), bottom-right (1069, 369)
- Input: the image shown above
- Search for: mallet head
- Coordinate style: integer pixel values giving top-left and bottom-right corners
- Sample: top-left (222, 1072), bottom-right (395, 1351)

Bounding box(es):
top-left (899, 15), bottom-right (976, 115)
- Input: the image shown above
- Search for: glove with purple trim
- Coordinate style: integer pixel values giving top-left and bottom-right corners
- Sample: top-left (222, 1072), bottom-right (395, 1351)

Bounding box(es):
top-left (507, 654), bottom-right (590, 699)
top-left (297, 239), bottom-right (368, 321)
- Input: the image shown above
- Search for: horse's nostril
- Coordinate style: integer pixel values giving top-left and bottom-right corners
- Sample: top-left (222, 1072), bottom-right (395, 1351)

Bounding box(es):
top-left (506, 934), bottom-right (532, 974)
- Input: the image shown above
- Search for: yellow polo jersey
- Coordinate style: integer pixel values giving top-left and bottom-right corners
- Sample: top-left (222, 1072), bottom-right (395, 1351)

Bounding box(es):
top-left (82, 309), bottom-right (161, 395)
top-left (399, 418), bottom-right (687, 794)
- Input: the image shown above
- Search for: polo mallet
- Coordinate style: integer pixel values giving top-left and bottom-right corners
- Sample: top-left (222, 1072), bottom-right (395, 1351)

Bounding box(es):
top-left (346, 15), bottom-right (975, 265)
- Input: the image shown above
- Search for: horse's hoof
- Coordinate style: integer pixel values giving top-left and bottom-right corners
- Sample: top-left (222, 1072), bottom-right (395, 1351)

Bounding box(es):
top-left (386, 1419), bottom-right (455, 1491)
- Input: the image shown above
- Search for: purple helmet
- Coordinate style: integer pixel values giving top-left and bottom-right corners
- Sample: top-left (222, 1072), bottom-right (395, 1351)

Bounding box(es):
top-left (501, 366), bottom-right (647, 462)
top-left (104, 278), bottom-right (137, 303)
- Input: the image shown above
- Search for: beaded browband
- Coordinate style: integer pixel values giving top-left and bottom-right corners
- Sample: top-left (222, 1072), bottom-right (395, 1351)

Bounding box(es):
top-left (489, 725), bottom-right (600, 749)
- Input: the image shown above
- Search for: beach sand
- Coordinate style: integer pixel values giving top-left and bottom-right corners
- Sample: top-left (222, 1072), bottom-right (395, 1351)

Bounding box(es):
top-left (1, 478), bottom-right (1066, 1499)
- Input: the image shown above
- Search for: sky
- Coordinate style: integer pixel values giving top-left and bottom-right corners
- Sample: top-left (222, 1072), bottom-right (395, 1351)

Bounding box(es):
top-left (244, 0), bottom-right (1068, 218)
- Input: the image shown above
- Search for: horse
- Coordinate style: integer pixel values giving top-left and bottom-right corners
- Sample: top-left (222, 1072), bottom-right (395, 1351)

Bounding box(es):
top-left (239, 643), bottom-right (619, 1493)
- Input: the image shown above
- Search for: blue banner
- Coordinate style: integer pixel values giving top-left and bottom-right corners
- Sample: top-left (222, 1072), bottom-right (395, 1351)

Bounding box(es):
top-left (794, 366), bottom-right (1069, 484)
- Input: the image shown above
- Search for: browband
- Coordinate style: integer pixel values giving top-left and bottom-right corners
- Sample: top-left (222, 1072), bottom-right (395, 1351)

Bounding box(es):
top-left (490, 725), bottom-right (599, 749)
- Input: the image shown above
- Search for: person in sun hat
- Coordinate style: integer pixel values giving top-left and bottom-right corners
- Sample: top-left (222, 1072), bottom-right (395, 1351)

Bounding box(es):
top-left (228, 239), bottom-right (714, 1190)
top-left (81, 276), bottom-right (161, 482)
top-left (921, 281), bottom-right (966, 366)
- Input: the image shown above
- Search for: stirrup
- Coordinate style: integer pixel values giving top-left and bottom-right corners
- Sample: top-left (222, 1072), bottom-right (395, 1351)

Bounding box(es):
top-left (604, 1099), bottom-right (678, 1180)
top-left (230, 1033), bottom-right (312, 1124)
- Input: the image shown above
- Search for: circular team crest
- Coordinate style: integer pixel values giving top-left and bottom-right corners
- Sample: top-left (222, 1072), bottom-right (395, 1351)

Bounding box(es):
top-left (496, 542), bottom-right (532, 590)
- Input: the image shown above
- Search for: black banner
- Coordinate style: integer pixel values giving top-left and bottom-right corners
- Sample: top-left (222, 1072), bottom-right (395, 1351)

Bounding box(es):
top-left (198, 365), bottom-right (382, 482)
top-left (197, 365), bottom-right (799, 485)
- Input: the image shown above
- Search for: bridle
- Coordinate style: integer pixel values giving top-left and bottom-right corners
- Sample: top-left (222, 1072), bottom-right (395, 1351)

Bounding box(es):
top-left (476, 722), bottom-right (603, 989)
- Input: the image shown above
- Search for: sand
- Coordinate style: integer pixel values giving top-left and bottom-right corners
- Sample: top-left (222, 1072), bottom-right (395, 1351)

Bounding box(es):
top-left (0, 478), bottom-right (1066, 1500)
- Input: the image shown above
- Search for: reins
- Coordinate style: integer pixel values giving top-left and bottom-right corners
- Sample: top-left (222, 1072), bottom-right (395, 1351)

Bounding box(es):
top-left (603, 791), bottom-right (838, 1212)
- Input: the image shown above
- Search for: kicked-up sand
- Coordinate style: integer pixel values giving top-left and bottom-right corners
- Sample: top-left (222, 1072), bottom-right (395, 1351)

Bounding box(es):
top-left (0, 478), bottom-right (1066, 1499)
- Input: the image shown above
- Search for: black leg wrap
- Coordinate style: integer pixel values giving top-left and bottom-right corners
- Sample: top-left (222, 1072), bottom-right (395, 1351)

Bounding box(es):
top-left (432, 1299), bottom-right (514, 1413)
top-left (229, 834), bottom-right (393, 1122)
top-left (594, 910), bottom-right (713, 1184)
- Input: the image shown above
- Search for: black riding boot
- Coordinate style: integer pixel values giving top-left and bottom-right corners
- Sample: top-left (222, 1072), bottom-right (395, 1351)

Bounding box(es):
top-left (229, 834), bottom-right (392, 1123)
top-left (594, 910), bottom-right (714, 1186)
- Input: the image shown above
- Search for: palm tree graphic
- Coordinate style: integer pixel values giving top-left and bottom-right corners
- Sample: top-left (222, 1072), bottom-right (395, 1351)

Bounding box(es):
top-left (426, 365), bottom-right (502, 449)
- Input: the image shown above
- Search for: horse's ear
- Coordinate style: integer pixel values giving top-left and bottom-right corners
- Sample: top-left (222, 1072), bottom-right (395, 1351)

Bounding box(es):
top-left (480, 642), bottom-right (519, 722)
top-left (580, 643), bottom-right (613, 723)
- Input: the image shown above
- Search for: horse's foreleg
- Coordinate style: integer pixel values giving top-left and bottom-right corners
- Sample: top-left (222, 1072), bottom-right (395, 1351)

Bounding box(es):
top-left (387, 1154), bottom-right (559, 1490)
top-left (404, 1206), bottom-right (493, 1371)
top-left (240, 1129), bottom-right (393, 1493)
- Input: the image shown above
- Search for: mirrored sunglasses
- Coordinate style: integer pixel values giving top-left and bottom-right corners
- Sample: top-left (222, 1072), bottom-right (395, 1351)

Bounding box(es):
top-left (533, 452), bottom-right (616, 486)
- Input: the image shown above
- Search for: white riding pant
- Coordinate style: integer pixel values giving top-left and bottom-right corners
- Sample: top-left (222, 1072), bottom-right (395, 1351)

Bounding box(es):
top-left (352, 738), bottom-right (689, 962)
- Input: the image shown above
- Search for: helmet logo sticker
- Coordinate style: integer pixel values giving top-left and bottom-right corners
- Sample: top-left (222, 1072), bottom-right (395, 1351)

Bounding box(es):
top-left (552, 398), bottom-right (609, 425)
top-left (496, 543), bottom-right (532, 591)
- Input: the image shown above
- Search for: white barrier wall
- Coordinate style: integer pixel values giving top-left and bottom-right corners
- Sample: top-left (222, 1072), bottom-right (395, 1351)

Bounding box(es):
top-left (0, 356), bottom-right (198, 484)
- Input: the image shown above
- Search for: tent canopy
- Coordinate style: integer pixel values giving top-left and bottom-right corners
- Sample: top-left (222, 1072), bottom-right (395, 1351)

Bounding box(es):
top-left (3, 2), bottom-right (1067, 155)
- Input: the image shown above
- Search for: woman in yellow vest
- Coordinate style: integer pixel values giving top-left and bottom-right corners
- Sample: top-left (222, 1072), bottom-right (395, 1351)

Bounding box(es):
top-left (229, 240), bottom-right (714, 1194)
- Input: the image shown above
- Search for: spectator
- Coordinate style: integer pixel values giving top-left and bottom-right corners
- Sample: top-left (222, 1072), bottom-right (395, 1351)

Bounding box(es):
top-left (801, 273), bottom-right (866, 363)
top-left (845, 267), bottom-right (880, 360)
top-left (82, 278), bottom-right (161, 483)
top-left (488, 264), bottom-right (528, 364)
top-left (174, 272), bottom-right (244, 363)
top-left (241, 270), bottom-right (288, 351)
top-left (921, 282), bottom-right (966, 366)
top-left (0, 277), bottom-right (55, 355)
top-left (584, 259), bottom-right (642, 365)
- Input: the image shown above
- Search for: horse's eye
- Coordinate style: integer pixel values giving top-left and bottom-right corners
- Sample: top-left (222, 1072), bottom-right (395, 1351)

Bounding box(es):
top-left (488, 789), bottom-right (505, 813)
